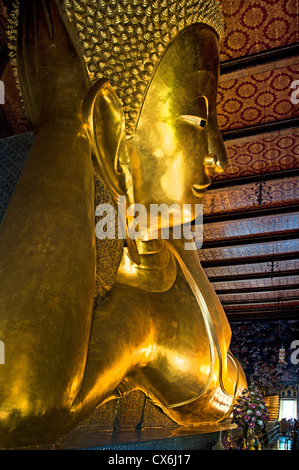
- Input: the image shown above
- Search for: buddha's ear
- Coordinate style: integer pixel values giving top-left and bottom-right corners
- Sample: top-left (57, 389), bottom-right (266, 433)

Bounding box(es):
top-left (82, 79), bottom-right (131, 201)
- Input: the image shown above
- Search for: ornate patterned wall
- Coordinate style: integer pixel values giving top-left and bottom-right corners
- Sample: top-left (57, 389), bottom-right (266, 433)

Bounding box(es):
top-left (202, 176), bottom-right (299, 215)
top-left (218, 62), bottom-right (298, 131)
top-left (220, 0), bottom-right (298, 61)
top-left (218, 130), bottom-right (299, 180)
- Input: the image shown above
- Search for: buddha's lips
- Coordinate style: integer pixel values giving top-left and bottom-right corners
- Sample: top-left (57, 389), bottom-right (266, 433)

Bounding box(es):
top-left (192, 185), bottom-right (209, 197)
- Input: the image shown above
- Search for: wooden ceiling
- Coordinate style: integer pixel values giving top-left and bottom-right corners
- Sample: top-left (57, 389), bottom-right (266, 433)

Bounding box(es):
top-left (0, 0), bottom-right (298, 322)
top-left (201, 0), bottom-right (299, 321)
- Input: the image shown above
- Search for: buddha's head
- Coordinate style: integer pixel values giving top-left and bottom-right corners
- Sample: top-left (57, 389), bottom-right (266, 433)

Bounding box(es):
top-left (12, 0), bottom-right (227, 231)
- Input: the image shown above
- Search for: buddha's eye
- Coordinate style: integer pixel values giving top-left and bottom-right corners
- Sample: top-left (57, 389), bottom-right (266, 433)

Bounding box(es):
top-left (177, 96), bottom-right (208, 128)
top-left (178, 115), bottom-right (207, 128)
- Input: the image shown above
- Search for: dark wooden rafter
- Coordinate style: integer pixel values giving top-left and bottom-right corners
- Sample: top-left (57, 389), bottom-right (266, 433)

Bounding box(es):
top-left (201, 232), bottom-right (299, 249)
top-left (222, 118), bottom-right (299, 141)
top-left (209, 168), bottom-right (299, 191)
top-left (226, 305), bottom-right (298, 312)
top-left (226, 308), bottom-right (298, 322)
top-left (202, 205), bottom-right (299, 224)
top-left (201, 252), bottom-right (299, 268)
top-left (215, 284), bottom-right (299, 295)
top-left (206, 269), bottom-right (298, 282)
top-left (226, 306), bottom-right (298, 312)
top-left (221, 296), bottom-right (299, 306)
top-left (220, 42), bottom-right (299, 75)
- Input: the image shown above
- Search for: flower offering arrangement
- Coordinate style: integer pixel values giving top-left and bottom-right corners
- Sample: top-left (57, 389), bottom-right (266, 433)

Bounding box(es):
top-left (222, 384), bottom-right (270, 450)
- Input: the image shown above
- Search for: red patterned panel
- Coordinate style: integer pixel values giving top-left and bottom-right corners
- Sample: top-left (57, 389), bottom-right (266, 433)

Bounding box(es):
top-left (211, 275), bottom-right (299, 291)
top-left (217, 64), bottom-right (298, 131)
top-left (203, 212), bottom-right (298, 242)
top-left (203, 175), bottom-right (299, 215)
top-left (199, 239), bottom-right (299, 262)
top-left (218, 289), bottom-right (299, 303)
top-left (204, 259), bottom-right (298, 278)
top-left (224, 300), bottom-right (299, 310)
top-left (220, 0), bottom-right (298, 62)
top-left (215, 130), bottom-right (299, 181)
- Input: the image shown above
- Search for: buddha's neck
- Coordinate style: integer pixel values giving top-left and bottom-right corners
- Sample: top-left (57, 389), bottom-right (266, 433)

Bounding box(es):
top-left (116, 238), bottom-right (177, 292)
top-left (136, 238), bottom-right (168, 265)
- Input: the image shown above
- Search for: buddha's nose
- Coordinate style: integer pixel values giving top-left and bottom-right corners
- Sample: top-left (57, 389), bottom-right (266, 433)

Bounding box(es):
top-left (192, 153), bottom-right (219, 193)
top-left (204, 153), bottom-right (218, 168)
top-left (192, 120), bottom-right (228, 194)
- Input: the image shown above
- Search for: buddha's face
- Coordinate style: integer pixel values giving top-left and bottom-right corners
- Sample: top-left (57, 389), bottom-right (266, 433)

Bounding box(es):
top-left (127, 24), bottom-right (227, 229)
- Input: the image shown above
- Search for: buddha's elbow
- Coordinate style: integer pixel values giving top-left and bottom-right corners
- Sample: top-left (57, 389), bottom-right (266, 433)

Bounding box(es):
top-left (0, 395), bottom-right (74, 449)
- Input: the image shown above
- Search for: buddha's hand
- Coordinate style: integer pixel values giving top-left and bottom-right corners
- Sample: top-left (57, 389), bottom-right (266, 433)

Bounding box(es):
top-left (17, 0), bottom-right (90, 130)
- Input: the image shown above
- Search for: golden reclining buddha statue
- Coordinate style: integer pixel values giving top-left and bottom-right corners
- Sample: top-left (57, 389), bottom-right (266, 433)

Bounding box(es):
top-left (0, 0), bottom-right (247, 447)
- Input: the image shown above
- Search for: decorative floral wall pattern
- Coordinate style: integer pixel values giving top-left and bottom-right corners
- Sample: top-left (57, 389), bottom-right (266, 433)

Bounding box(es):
top-left (220, 0), bottom-right (298, 61)
top-left (230, 319), bottom-right (299, 395)
top-left (216, 130), bottom-right (299, 181)
top-left (217, 63), bottom-right (299, 132)
top-left (203, 213), bottom-right (299, 242)
top-left (199, 239), bottom-right (299, 263)
top-left (202, 177), bottom-right (299, 216)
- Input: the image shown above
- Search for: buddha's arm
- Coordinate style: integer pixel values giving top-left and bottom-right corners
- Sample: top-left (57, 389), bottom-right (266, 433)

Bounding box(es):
top-left (0, 117), bottom-right (96, 391)
top-left (0, 0), bottom-right (97, 446)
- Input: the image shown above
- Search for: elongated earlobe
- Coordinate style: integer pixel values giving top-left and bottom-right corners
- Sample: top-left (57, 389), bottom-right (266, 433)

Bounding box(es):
top-left (82, 79), bottom-right (127, 200)
top-left (82, 79), bottom-right (140, 265)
